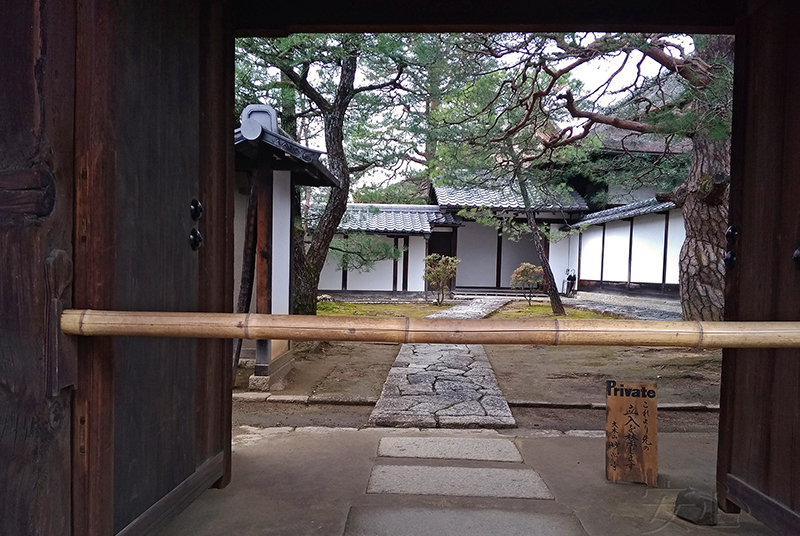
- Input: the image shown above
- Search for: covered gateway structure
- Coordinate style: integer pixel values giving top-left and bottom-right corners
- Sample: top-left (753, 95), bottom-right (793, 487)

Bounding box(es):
top-left (3, 1), bottom-right (800, 535)
top-left (233, 104), bottom-right (339, 387)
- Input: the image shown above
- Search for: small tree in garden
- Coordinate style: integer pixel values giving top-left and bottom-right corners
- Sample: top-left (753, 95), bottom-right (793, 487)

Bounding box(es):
top-left (511, 262), bottom-right (544, 305)
top-left (423, 254), bottom-right (460, 305)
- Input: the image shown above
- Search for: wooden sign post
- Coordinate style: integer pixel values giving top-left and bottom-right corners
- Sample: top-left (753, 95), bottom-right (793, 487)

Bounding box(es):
top-left (606, 380), bottom-right (658, 486)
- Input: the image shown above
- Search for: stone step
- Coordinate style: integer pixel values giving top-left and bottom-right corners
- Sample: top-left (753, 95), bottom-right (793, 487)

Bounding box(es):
top-left (342, 507), bottom-right (588, 536)
top-left (366, 465), bottom-right (554, 499)
top-left (377, 436), bottom-right (523, 462)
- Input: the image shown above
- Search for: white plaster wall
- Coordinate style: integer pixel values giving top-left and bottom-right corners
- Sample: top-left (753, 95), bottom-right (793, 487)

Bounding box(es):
top-left (630, 213), bottom-right (667, 284)
top-left (548, 231), bottom-right (574, 292)
top-left (347, 236), bottom-right (396, 291)
top-left (456, 222), bottom-right (498, 286)
top-left (580, 226), bottom-right (604, 280)
top-left (318, 253), bottom-right (344, 291)
top-left (666, 209), bottom-right (685, 285)
top-left (271, 171), bottom-right (292, 315)
top-left (500, 233), bottom-right (541, 287)
top-left (570, 232), bottom-right (580, 283)
top-left (407, 236), bottom-right (427, 291)
top-left (602, 221), bottom-right (631, 282)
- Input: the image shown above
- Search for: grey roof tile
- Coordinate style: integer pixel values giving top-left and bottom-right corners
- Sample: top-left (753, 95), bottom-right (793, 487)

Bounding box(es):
top-left (337, 204), bottom-right (458, 234)
top-left (568, 197), bottom-right (676, 228)
top-left (433, 184), bottom-right (587, 211)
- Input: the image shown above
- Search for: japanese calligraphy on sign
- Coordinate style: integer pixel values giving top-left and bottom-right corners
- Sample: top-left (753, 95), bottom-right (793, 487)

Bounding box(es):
top-left (605, 380), bottom-right (658, 486)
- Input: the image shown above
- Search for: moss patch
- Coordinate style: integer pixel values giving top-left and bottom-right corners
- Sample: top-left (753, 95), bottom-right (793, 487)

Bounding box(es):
top-left (317, 301), bottom-right (447, 318)
top-left (489, 301), bottom-right (615, 319)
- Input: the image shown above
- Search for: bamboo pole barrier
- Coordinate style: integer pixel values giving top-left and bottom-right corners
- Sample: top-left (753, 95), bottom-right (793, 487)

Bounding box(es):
top-left (60, 309), bottom-right (800, 348)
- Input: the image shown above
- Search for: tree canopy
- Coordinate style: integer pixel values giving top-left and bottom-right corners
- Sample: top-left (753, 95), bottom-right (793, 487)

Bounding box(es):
top-left (236, 32), bottom-right (733, 319)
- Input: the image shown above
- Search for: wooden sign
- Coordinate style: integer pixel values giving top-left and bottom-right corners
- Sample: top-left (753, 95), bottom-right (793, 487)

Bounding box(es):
top-left (605, 380), bottom-right (658, 486)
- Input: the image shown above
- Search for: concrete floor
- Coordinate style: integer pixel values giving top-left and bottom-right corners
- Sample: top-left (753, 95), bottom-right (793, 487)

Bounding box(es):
top-left (160, 427), bottom-right (776, 536)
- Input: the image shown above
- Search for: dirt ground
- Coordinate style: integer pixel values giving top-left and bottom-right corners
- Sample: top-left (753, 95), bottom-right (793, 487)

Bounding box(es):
top-left (486, 344), bottom-right (721, 405)
top-left (233, 402), bottom-right (719, 432)
top-left (236, 340), bottom-right (400, 399)
top-left (234, 300), bottom-right (722, 431)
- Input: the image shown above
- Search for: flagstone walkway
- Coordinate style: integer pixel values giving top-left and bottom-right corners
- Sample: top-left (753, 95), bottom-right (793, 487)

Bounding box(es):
top-left (368, 298), bottom-right (516, 428)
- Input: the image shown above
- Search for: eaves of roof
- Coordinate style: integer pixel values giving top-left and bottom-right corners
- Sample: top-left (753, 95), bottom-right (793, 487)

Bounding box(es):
top-left (566, 197), bottom-right (676, 229)
top-left (233, 128), bottom-right (341, 188)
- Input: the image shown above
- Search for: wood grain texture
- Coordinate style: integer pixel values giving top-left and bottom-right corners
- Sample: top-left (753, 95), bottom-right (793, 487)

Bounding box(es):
top-left (197, 0), bottom-right (234, 488)
top-left (606, 381), bottom-right (658, 487)
top-left (256, 164), bottom-right (273, 315)
top-left (73, 0), bottom-right (119, 532)
top-left (72, 0), bottom-right (234, 532)
top-left (0, 169), bottom-right (55, 215)
top-left (717, 0), bottom-right (800, 530)
top-left (116, 453), bottom-right (224, 536)
top-left (110, 0), bottom-right (201, 531)
top-left (0, 1), bottom-right (76, 535)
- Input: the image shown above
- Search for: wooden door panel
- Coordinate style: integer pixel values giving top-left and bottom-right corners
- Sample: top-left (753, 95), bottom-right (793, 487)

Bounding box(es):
top-left (73, 0), bottom-right (232, 534)
top-left (111, 0), bottom-right (203, 532)
top-left (719, 0), bottom-right (800, 532)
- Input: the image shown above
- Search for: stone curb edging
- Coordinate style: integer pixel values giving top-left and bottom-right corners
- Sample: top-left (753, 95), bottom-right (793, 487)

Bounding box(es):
top-left (232, 392), bottom-right (719, 411)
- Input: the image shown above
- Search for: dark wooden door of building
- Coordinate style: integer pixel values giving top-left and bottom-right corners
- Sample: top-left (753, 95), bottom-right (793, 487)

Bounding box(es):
top-left (71, 1), bottom-right (233, 535)
top-left (717, 1), bottom-right (800, 534)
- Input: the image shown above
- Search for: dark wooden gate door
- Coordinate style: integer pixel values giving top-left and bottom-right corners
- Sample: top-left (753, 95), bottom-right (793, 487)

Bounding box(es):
top-left (717, 1), bottom-right (800, 534)
top-left (72, 0), bottom-right (233, 534)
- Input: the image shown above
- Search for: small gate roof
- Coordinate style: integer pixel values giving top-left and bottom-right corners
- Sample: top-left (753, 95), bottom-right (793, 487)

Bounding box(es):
top-left (234, 104), bottom-right (340, 188)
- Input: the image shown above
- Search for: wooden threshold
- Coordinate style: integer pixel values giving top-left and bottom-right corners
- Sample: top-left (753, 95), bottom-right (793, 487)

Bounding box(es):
top-left (726, 474), bottom-right (800, 536)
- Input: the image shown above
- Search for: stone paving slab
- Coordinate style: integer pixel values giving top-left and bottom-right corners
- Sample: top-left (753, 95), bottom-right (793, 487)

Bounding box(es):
top-left (425, 297), bottom-right (511, 319)
top-left (369, 298), bottom-right (516, 428)
top-left (343, 507), bottom-right (588, 536)
top-left (367, 465), bottom-right (554, 499)
top-left (369, 343), bottom-right (515, 428)
top-left (377, 437), bottom-right (523, 462)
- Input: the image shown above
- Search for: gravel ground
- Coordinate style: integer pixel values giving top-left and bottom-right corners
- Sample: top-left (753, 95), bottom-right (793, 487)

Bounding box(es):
top-left (564, 292), bottom-right (682, 321)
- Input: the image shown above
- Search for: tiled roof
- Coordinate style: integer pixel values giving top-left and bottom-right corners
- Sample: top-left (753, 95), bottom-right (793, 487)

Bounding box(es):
top-left (234, 104), bottom-right (339, 188)
top-left (338, 204), bottom-right (459, 234)
top-left (568, 197), bottom-right (676, 229)
top-left (433, 184), bottom-right (588, 212)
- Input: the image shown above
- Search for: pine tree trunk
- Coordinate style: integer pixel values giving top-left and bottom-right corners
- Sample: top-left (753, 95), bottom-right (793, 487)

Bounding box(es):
top-left (290, 55), bottom-right (357, 314)
top-left (670, 134), bottom-right (729, 321)
top-left (526, 210), bottom-right (566, 316)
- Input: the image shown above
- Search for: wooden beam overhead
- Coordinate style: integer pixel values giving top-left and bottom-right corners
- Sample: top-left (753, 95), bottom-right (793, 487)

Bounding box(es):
top-left (236, 0), bottom-right (735, 36)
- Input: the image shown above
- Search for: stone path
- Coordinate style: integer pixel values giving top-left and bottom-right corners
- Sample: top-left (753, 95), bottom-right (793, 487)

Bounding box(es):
top-left (367, 436), bottom-right (550, 500)
top-left (368, 298), bottom-right (516, 428)
top-left (344, 434), bottom-right (579, 536)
